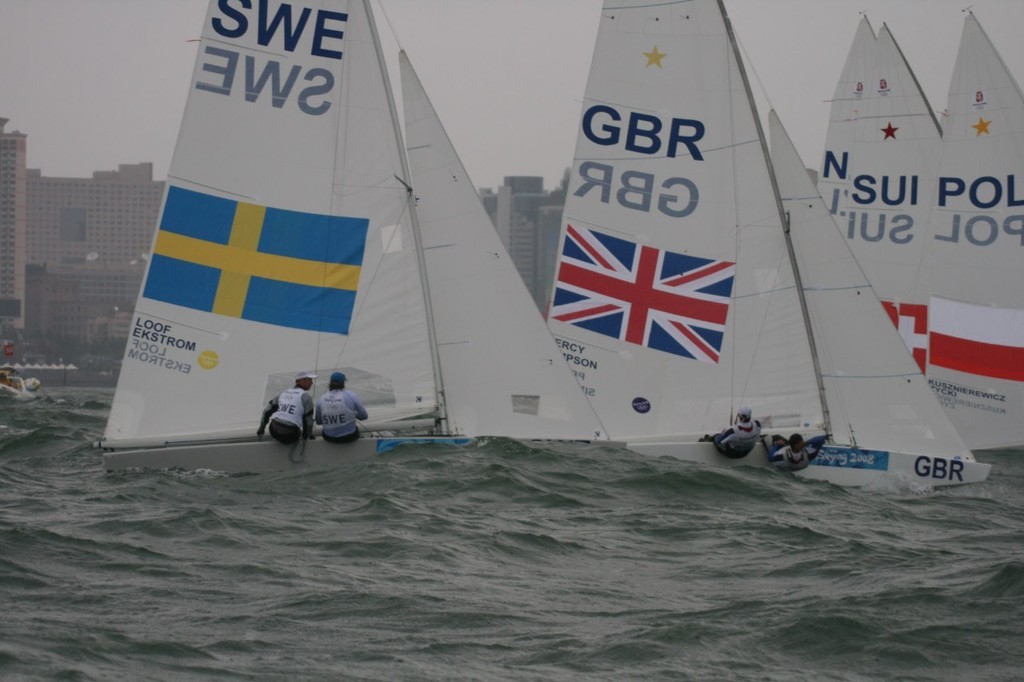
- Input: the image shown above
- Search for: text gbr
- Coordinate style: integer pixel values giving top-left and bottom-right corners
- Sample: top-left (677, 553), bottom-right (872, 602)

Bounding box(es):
top-left (574, 105), bottom-right (705, 217)
top-left (914, 456), bottom-right (965, 482)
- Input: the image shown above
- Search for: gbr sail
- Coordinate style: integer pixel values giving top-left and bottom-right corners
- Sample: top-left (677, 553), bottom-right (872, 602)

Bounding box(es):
top-left (546, 0), bottom-right (821, 441)
top-left (545, 0), bottom-right (988, 487)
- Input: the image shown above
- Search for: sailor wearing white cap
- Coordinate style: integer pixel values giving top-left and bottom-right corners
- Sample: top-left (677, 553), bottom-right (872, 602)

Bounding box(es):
top-left (257, 371), bottom-right (318, 444)
top-left (702, 406), bottom-right (762, 459)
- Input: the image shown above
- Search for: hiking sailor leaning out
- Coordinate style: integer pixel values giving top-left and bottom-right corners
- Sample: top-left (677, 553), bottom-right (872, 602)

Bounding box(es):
top-left (258, 371), bottom-right (317, 444)
top-left (315, 371), bottom-right (368, 443)
top-left (710, 406), bottom-right (762, 459)
top-left (767, 433), bottom-right (829, 472)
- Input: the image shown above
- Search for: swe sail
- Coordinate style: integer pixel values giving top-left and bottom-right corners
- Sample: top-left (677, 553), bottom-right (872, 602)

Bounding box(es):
top-left (99, 0), bottom-right (472, 472)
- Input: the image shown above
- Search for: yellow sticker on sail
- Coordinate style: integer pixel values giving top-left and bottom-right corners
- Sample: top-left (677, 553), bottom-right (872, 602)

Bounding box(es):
top-left (198, 350), bottom-right (220, 370)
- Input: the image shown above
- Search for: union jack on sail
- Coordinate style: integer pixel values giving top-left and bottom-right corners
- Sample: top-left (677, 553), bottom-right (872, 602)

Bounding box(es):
top-left (551, 224), bottom-right (735, 362)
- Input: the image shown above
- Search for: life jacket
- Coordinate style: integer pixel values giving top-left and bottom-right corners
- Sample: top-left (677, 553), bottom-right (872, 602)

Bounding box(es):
top-left (271, 387), bottom-right (307, 429)
top-left (781, 445), bottom-right (810, 471)
top-left (317, 390), bottom-right (359, 437)
top-left (725, 419), bottom-right (761, 451)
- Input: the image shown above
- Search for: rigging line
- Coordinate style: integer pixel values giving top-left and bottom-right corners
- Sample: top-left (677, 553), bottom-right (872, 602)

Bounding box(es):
top-left (725, 13), bottom-right (740, 419)
top-left (733, 26), bottom-right (776, 119)
top-left (313, 21), bottom-right (358, 384)
top-left (375, 0), bottom-right (406, 52)
top-left (325, 185), bottom-right (415, 376)
top-left (309, 26), bottom-right (351, 386)
top-left (724, 9), bottom-right (763, 416)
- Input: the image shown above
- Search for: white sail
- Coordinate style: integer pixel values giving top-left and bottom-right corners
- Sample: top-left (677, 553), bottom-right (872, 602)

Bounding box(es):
top-left (819, 22), bottom-right (943, 379)
top-left (399, 51), bottom-right (608, 440)
top-left (919, 13), bottom-right (1024, 448)
top-left (819, 12), bottom-right (1024, 449)
top-left (549, 0), bottom-right (988, 487)
top-left (830, 24), bottom-right (942, 304)
top-left (818, 16), bottom-right (877, 217)
top-left (104, 1), bottom-right (440, 446)
top-left (771, 111), bottom-right (967, 458)
top-left (547, 0), bottom-right (821, 441)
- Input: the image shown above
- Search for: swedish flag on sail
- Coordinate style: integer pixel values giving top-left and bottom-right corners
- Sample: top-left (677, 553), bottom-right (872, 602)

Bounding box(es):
top-left (143, 186), bottom-right (367, 334)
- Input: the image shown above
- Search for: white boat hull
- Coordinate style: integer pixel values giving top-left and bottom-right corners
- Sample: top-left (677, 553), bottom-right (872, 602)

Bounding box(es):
top-left (101, 435), bottom-right (473, 474)
top-left (624, 441), bottom-right (990, 488)
top-left (0, 382), bottom-right (39, 401)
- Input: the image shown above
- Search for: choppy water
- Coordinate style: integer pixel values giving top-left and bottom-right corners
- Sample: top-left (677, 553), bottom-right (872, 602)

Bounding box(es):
top-left (2, 388), bottom-right (1022, 681)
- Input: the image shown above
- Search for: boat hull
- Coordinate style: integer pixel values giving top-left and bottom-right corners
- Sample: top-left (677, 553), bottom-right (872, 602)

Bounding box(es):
top-left (0, 383), bottom-right (38, 401)
top-left (101, 435), bottom-right (473, 474)
top-left (624, 441), bottom-right (990, 488)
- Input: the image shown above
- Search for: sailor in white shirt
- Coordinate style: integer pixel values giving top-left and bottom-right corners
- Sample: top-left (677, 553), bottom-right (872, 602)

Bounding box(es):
top-left (257, 371), bottom-right (317, 444)
top-left (711, 406), bottom-right (762, 459)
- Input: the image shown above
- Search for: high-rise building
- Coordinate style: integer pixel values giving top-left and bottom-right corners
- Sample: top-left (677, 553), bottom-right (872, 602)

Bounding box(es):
top-left (485, 175), bottom-right (563, 311)
top-left (0, 117), bottom-right (27, 332)
top-left (25, 163), bottom-right (162, 340)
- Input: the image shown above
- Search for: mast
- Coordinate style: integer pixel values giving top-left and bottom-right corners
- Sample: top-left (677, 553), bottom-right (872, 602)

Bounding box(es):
top-left (363, 0), bottom-right (450, 433)
top-left (717, 0), bottom-right (832, 432)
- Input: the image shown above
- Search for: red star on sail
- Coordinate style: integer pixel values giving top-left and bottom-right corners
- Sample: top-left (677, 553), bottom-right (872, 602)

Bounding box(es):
top-left (881, 122), bottom-right (898, 139)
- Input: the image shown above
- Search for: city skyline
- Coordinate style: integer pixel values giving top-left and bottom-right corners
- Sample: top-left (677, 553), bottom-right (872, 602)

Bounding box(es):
top-left (3, 0), bottom-right (1024, 191)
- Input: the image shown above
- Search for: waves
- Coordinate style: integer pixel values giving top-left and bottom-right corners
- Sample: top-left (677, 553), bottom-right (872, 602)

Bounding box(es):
top-left (1, 388), bottom-right (1023, 680)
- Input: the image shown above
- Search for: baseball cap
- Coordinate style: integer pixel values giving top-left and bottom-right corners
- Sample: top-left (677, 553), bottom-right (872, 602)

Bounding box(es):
top-left (330, 371), bottom-right (346, 383)
top-left (295, 371), bottom-right (318, 380)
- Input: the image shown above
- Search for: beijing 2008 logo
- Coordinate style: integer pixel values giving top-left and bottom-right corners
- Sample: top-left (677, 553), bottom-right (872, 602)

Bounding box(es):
top-left (632, 397), bottom-right (651, 414)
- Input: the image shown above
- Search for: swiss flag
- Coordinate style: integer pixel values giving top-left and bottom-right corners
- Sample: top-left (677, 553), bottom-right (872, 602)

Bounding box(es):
top-left (2, 342), bottom-right (13, 358)
top-left (881, 301), bottom-right (928, 373)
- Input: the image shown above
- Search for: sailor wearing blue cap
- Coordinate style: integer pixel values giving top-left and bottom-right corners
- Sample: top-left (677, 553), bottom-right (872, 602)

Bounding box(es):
top-left (314, 371), bottom-right (369, 443)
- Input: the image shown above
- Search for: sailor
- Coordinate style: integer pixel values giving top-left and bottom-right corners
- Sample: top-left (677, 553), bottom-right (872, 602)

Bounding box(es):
top-left (707, 406), bottom-right (762, 459)
top-left (257, 371), bottom-right (317, 444)
top-left (314, 371), bottom-right (368, 443)
top-left (767, 432), bottom-right (829, 471)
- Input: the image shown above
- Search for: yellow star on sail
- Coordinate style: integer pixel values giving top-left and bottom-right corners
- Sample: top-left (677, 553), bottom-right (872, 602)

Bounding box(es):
top-left (972, 116), bottom-right (991, 136)
top-left (644, 46), bottom-right (666, 68)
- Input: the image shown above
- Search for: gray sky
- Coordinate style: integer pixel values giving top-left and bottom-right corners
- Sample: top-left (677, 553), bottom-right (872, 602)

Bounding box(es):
top-left (2, 0), bottom-right (1023, 191)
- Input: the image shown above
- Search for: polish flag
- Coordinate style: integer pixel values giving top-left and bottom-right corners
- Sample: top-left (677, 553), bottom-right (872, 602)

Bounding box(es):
top-left (929, 297), bottom-right (1024, 382)
top-left (881, 301), bottom-right (928, 373)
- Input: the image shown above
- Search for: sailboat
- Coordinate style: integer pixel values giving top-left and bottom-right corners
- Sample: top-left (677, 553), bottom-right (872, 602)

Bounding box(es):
top-left (545, 0), bottom-right (989, 487)
top-left (819, 19), bottom-right (942, 331)
top-left (820, 13), bottom-right (1024, 450)
top-left (0, 365), bottom-right (41, 400)
top-left (918, 13), bottom-right (1024, 450)
top-left (98, 0), bottom-right (602, 473)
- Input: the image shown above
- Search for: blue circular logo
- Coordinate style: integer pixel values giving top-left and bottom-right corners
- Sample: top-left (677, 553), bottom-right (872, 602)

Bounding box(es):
top-left (632, 397), bottom-right (651, 414)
